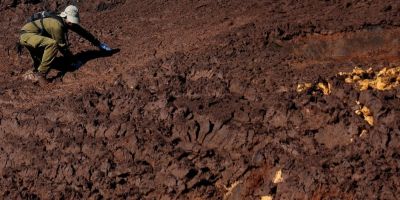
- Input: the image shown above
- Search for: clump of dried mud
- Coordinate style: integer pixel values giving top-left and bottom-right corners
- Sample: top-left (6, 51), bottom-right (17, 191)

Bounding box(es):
top-left (1, 0), bottom-right (400, 199)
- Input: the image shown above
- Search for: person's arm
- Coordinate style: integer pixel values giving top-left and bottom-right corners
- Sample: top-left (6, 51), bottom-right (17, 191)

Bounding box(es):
top-left (48, 22), bottom-right (74, 59)
top-left (69, 23), bottom-right (112, 51)
top-left (68, 23), bottom-right (101, 47)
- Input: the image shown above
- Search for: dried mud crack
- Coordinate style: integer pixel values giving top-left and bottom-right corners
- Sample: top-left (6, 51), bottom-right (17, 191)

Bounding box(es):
top-left (1, 0), bottom-right (400, 199)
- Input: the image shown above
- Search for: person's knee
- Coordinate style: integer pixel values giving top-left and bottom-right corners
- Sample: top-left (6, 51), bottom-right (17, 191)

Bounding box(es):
top-left (45, 40), bottom-right (59, 55)
top-left (47, 40), bottom-right (57, 49)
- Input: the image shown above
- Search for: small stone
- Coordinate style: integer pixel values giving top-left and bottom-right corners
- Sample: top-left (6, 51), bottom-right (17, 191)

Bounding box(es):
top-left (169, 164), bottom-right (190, 179)
top-left (261, 195), bottom-right (273, 200)
top-left (359, 130), bottom-right (368, 138)
top-left (273, 169), bottom-right (283, 184)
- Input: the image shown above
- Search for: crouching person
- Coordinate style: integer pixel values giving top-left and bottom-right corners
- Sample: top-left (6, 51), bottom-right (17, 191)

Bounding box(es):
top-left (19, 5), bottom-right (112, 84)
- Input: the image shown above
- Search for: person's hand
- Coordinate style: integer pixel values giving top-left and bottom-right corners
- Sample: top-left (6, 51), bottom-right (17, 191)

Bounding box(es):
top-left (71, 60), bottom-right (83, 69)
top-left (99, 42), bottom-right (112, 52)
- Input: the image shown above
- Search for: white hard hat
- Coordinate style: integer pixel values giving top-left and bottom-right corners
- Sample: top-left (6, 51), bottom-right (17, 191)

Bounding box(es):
top-left (59, 5), bottom-right (80, 24)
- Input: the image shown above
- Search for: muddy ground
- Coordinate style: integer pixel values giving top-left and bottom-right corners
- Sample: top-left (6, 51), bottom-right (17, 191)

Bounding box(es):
top-left (1, 0), bottom-right (400, 199)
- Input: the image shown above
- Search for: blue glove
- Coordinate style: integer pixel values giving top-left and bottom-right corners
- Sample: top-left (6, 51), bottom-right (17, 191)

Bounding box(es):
top-left (71, 60), bottom-right (83, 69)
top-left (99, 42), bottom-right (112, 52)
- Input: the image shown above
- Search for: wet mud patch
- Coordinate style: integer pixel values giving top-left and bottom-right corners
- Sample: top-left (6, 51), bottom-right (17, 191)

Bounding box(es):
top-left (290, 27), bottom-right (400, 70)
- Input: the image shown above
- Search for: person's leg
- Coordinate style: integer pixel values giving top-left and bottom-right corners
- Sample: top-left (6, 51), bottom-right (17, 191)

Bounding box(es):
top-left (20, 33), bottom-right (42, 71)
top-left (25, 46), bottom-right (42, 71)
top-left (37, 38), bottom-right (57, 73)
top-left (20, 34), bottom-right (58, 73)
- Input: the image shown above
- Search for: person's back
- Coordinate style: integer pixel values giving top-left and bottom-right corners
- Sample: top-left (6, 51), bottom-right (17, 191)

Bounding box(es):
top-left (22, 17), bottom-right (62, 33)
top-left (21, 17), bottom-right (68, 49)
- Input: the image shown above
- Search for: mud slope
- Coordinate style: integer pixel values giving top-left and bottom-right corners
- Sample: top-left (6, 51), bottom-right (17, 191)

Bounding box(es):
top-left (1, 0), bottom-right (400, 199)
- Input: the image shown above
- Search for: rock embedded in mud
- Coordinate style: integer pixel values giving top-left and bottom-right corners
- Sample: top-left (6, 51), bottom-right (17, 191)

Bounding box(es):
top-left (296, 81), bottom-right (331, 95)
top-left (261, 195), bottom-right (273, 200)
top-left (355, 104), bottom-right (374, 126)
top-left (359, 130), bottom-right (368, 139)
top-left (317, 82), bottom-right (331, 95)
top-left (296, 83), bottom-right (312, 93)
top-left (272, 169), bottom-right (283, 184)
top-left (340, 66), bottom-right (400, 91)
top-left (168, 164), bottom-right (192, 179)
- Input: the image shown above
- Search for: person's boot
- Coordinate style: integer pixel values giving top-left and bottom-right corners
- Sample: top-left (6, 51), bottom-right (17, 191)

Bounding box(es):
top-left (33, 71), bottom-right (49, 85)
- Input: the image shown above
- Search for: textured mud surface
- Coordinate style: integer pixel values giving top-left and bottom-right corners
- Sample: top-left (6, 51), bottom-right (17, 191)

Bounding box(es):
top-left (1, 0), bottom-right (400, 199)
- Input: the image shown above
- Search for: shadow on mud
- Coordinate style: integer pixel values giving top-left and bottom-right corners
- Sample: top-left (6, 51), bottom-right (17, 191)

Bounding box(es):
top-left (50, 48), bottom-right (120, 80)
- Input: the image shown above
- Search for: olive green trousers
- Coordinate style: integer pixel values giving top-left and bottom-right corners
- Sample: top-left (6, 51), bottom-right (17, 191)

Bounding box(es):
top-left (19, 33), bottom-right (58, 73)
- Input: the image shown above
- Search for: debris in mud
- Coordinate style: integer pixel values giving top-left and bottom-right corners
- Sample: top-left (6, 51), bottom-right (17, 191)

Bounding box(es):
top-left (355, 101), bottom-right (374, 126)
top-left (359, 129), bottom-right (368, 138)
top-left (316, 82), bottom-right (331, 95)
top-left (261, 195), bottom-right (273, 200)
top-left (339, 66), bottom-right (400, 91)
top-left (296, 83), bottom-right (312, 93)
top-left (296, 81), bottom-right (331, 95)
top-left (22, 69), bottom-right (38, 81)
top-left (223, 181), bottom-right (241, 200)
top-left (272, 169), bottom-right (283, 184)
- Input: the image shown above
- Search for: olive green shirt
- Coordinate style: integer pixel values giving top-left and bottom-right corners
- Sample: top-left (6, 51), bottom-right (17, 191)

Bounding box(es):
top-left (21, 17), bottom-right (100, 57)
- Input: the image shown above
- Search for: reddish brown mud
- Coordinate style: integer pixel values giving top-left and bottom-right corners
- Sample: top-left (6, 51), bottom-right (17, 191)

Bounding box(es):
top-left (1, 0), bottom-right (400, 199)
